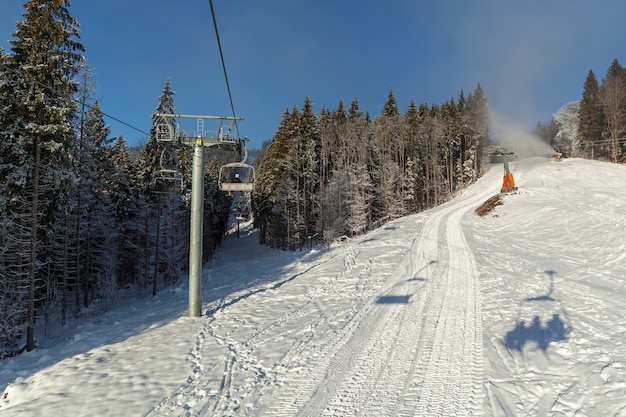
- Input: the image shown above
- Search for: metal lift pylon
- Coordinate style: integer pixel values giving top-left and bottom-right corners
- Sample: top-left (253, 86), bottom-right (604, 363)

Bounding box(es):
top-left (155, 113), bottom-right (244, 317)
top-left (501, 154), bottom-right (518, 193)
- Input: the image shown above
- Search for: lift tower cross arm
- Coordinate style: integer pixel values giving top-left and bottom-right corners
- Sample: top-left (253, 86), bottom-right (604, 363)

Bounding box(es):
top-left (155, 113), bottom-right (243, 149)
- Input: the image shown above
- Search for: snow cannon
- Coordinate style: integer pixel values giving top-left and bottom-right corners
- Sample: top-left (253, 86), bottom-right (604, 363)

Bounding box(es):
top-left (500, 156), bottom-right (517, 193)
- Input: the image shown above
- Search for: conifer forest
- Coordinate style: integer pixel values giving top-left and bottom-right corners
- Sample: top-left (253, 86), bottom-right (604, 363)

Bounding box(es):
top-left (1, 0), bottom-right (625, 360)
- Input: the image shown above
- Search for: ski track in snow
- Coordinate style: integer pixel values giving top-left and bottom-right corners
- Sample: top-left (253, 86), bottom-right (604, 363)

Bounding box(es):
top-left (144, 171), bottom-right (499, 417)
top-left (6, 158), bottom-right (626, 416)
top-left (472, 159), bottom-right (626, 416)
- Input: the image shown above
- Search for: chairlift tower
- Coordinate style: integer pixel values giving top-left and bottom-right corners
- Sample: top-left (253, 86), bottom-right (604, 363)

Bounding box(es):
top-left (500, 152), bottom-right (518, 193)
top-left (155, 113), bottom-right (243, 317)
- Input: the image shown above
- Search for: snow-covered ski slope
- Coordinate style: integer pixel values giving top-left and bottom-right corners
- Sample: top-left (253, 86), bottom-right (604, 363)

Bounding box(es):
top-left (1, 157), bottom-right (625, 416)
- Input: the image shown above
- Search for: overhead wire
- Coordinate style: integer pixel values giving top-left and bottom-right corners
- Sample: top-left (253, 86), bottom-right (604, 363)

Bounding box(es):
top-left (3, 43), bottom-right (621, 151)
top-left (208, 0), bottom-right (241, 140)
top-left (0, 61), bottom-right (151, 137)
top-left (97, 107), bottom-right (150, 137)
top-left (3, 2), bottom-right (242, 142)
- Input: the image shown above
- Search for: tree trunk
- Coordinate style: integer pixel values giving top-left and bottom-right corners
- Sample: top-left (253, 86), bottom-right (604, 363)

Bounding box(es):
top-left (144, 210), bottom-right (150, 288)
top-left (62, 213), bottom-right (68, 326)
top-left (75, 191), bottom-right (81, 311)
top-left (84, 214), bottom-right (91, 308)
top-left (153, 196), bottom-right (162, 296)
top-left (26, 136), bottom-right (41, 352)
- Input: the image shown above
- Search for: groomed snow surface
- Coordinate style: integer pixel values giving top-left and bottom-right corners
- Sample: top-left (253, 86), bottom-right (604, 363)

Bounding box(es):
top-left (1, 157), bottom-right (625, 416)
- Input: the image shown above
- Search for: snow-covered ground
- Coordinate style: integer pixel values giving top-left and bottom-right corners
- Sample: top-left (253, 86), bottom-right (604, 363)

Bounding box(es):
top-left (1, 157), bottom-right (625, 416)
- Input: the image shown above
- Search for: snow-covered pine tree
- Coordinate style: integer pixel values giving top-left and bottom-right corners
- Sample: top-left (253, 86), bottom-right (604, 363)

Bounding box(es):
top-left (441, 98), bottom-right (462, 197)
top-left (109, 136), bottom-right (140, 287)
top-left (136, 79), bottom-right (178, 196)
top-left (256, 86), bottom-right (492, 249)
top-left (411, 102), bottom-right (432, 211)
top-left (136, 78), bottom-right (182, 295)
top-left (254, 117), bottom-right (281, 246)
top-left (0, 0), bottom-right (84, 352)
top-left (59, 67), bottom-right (102, 314)
top-left (598, 59), bottom-right (626, 163)
top-left (325, 98), bottom-right (372, 240)
top-left (415, 104), bottom-right (442, 209)
top-left (274, 106), bottom-right (303, 249)
top-left (462, 84), bottom-right (490, 181)
top-left (402, 98), bottom-right (423, 211)
top-left (297, 97), bottom-right (320, 249)
top-left (254, 108), bottom-right (297, 248)
top-left (316, 106), bottom-right (332, 240)
top-left (0, 46), bottom-right (30, 359)
top-left (577, 70), bottom-right (603, 159)
top-left (382, 88), bottom-right (400, 118)
top-left (553, 101), bottom-right (580, 157)
top-left (81, 97), bottom-right (125, 308)
top-left (370, 89), bottom-right (404, 222)
top-left (343, 163), bottom-right (372, 236)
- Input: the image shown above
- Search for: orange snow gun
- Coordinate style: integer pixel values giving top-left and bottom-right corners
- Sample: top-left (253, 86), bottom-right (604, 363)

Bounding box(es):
top-left (500, 156), bottom-right (517, 193)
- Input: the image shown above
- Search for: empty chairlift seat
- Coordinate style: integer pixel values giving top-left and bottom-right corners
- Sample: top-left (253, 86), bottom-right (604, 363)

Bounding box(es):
top-left (152, 169), bottom-right (184, 194)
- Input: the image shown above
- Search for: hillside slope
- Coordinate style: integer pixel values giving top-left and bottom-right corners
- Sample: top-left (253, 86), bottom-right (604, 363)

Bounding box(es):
top-left (1, 157), bottom-right (625, 417)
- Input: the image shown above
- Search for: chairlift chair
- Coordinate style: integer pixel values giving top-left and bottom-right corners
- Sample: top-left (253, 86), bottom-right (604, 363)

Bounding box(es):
top-left (152, 169), bottom-right (184, 194)
top-left (155, 120), bottom-right (178, 145)
top-left (150, 147), bottom-right (184, 193)
top-left (218, 162), bottom-right (255, 192)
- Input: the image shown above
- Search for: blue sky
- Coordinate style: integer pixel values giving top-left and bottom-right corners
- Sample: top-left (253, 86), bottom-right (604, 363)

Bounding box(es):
top-left (2, 0), bottom-right (625, 150)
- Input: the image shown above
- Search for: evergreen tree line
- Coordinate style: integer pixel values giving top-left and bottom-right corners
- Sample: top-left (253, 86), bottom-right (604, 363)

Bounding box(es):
top-left (535, 58), bottom-right (626, 163)
top-left (0, 1), bottom-right (232, 358)
top-left (253, 86), bottom-right (491, 250)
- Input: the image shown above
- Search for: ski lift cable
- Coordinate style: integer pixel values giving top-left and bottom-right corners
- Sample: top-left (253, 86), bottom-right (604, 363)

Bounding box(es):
top-left (0, 62), bottom-right (151, 137)
top-left (208, 0), bottom-right (241, 140)
top-left (98, 107), bottom-right (150, 136)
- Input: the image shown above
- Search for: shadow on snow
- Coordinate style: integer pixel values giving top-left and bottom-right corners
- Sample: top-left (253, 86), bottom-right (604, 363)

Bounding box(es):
top-left (376, 295), bottom-right (412, 304)
top-left (525, 269), bottom-right (557, 302)
top-left (375, 260), bottom-right (435, 304)
top-left (504, 270), bottom-right (572, 352)
top-left (504, 314), bottom-right (571, 352)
